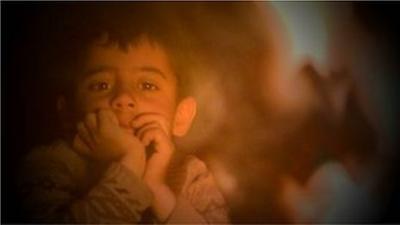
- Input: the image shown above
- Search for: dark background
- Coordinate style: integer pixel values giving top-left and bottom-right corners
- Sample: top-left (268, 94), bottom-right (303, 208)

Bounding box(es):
top-left (3, 3), bottom-right (65, 222)
top-left (2, 2), bottom-right (400, 223)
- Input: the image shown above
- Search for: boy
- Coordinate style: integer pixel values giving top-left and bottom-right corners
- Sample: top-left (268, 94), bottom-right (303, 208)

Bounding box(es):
top-left (17, 4), bottom-right (229, 224)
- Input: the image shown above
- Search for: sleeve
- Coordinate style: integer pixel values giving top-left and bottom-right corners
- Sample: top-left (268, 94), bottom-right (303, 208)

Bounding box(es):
top-left (166, 156), bottom-right (230, 224)
top-left (17, 144), bottom-right (153, 224)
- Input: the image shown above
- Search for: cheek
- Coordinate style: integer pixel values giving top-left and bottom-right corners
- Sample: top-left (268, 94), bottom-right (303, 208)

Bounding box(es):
top-left (76, 93), bottom-right (111, 114)
top-left (140, 95), bottom-right (177, 118)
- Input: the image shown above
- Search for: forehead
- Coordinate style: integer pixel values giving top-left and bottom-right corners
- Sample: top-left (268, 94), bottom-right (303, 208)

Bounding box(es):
top-left (82, 38), bottom-right (177, 81)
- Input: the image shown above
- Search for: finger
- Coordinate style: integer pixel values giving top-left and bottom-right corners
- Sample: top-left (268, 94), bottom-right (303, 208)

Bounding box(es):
top-left (133, 112), bottom-right (162, 120)
top-left (84, 113), bottom-right (97, 132)
top-left (131, 113), bottom-right (160, 128)
top-left (131, 113), bottom-right (170, 135)
top-left (141, 127), bottom-right (170, 151)
top-left (135, 121), bottom-right (164, 141)
top-left (72, 134), bottom-right (91, 156)
top-left (77, 122), bottom-right (95, 150)
top-left (139, 126), bottom-right (161, 147)
top-left (135, 121), bottom-right (159, 137)
top-left (83, 113), bottom-right (97, 142)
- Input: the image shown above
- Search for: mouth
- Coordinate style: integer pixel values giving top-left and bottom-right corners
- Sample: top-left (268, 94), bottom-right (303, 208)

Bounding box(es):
top-left (119, 124), bottom-right (134, 135)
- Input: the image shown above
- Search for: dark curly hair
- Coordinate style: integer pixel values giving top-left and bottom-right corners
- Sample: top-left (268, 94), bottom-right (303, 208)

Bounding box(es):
top-left (44, 2), bottom-right (195, 103)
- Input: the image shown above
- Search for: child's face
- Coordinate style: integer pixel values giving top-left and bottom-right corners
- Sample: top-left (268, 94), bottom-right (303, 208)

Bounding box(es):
top-left (74, 38), bottom-right (179, 135)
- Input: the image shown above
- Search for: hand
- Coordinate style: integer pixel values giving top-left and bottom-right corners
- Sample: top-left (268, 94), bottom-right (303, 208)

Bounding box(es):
top-left (73, 109), bottom-right (146, 177)
top-left (131, 113), bottom-right (175, 187)
top-left (132, 112), bottom-right (177, 221)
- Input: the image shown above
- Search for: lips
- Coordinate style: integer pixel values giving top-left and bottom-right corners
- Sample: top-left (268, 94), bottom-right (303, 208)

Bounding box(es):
top-left (119, 125), bottom-right (134, 135)
top-left (117, 117), bottom-right (135, 135)
top-left (114, 111), bottom-right (134, 127)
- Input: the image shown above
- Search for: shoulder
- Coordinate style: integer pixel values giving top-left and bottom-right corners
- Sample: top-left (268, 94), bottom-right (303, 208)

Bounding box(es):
top-left (19, 140), bottom-right (87, 187)
top-left (27, 140), bottom-right (84, 163)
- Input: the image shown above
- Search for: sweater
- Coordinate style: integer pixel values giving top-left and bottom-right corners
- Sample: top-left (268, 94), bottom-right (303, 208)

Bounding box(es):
top-left (17, 140), bottom-right (229, 224)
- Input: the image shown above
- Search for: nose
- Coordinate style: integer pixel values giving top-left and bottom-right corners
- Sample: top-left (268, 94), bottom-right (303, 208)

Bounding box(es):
top-left (111, 86), bottom-right (135, 112)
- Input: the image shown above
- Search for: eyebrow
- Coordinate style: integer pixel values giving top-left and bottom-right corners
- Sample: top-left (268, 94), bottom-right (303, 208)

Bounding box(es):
top-left (83, 66), bottom-right (115, 77)
top-left (139, 66), bottom-right (167, 80)
top-left (82, 65), bottom-right (167, 80)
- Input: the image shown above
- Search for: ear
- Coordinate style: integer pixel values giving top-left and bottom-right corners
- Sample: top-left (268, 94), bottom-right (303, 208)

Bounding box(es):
top-left (172, 97), bottom-right (197, 137)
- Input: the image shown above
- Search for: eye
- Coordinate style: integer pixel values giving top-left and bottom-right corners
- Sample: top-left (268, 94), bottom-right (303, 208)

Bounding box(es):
top-left (88, 81), bottom-right (111, 91)
top-left (140, 81), bottom-right (159, 91)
